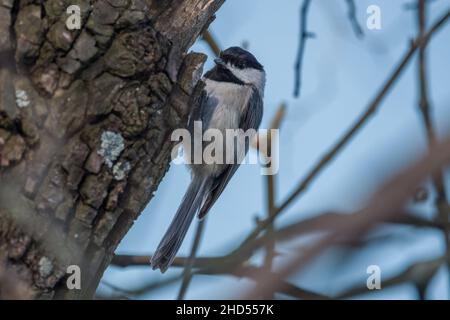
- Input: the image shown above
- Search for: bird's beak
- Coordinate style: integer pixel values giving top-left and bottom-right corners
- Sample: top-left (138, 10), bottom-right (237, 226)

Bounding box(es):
top-left (214, 58), bottom-right (226, 67)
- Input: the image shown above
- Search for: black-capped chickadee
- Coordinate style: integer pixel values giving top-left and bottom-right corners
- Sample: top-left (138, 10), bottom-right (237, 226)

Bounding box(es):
top-left (151, 47), bottom-right (266, 272)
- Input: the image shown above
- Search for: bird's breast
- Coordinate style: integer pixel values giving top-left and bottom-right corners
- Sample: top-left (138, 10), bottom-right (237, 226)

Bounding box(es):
top-left (204, 79), bottom-right (252, 131)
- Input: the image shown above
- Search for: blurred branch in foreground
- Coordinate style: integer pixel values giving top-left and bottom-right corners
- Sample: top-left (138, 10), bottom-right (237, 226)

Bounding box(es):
top-left (337, 256), bottom-right (445, 299)
top-left (110, 255), bottom-right (328, 299)
top-left (111, 211), bottom-right (445, 268)
top-left (242, 137), bottom-right (450, 299)
top-left (111, 207), bottom-right (446, 299)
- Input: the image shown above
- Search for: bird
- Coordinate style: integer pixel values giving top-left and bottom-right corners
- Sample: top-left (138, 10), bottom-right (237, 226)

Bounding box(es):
top-left (151, 46), bottom-right (266, 273)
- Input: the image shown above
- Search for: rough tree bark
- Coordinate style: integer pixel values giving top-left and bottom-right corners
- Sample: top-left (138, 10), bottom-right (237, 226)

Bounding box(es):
top-left (0, 0), bottom-right (224, 299)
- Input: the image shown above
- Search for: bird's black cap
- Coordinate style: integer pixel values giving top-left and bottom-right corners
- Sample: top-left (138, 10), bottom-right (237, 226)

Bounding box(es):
top-left (218, 46), bottom-right (264, 71)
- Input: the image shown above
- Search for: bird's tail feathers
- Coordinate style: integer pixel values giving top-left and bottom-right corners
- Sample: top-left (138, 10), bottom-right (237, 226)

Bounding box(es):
top-left (150, 177), bottom-right (208, 273)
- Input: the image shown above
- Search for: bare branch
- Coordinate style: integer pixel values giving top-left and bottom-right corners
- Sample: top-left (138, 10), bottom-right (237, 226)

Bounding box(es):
top-left (196, 264), bottom-right (330, 300)
top-left (111, 211), bottom-right (444, 277)
top-left (202, 30), bottom-right (221, 57)
top-left (344, 0), bottom-right (364, 38)
top-left (404, 0), bottom-right (438, 10)
top-left (256, 103), bottom-right (287, 298)
top-left (416, 0), bottom-right (450, 291)
top-left (177, 218), bottom-right (207, 300)
top-left (111, 254), bottom-right (227, 269)
top-left (110, 255), bottom-right (328, 299)
top-left (293, 0), bottom-right (314, 97)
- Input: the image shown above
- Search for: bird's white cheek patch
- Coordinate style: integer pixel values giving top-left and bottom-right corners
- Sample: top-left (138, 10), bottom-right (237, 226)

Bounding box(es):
top-left (226, 64), bottom-right (266, 93)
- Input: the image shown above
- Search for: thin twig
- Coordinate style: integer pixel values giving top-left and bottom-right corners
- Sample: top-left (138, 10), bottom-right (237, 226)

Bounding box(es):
top-left (177, 218), bottom-right (207, 300)
top-left (294, 0), bottom-right (313, 97)
top-left (111, 254), bottom-right (227, 268)
top-left (418, 0), bottom-right (432, 141)
top-left (100, 275), bottom-right (183, 299)
top-left (416, 0), bottom-right (450, 295)
top-left (345, 0), bottom-right (364, 38)
top-left (195, 264), bottom-right (330, 300)
top-left (260, 103), bottom-right (286, 298)
top-left (404, 0), bottom-right (438, 10)
top-left (202, 30), bottom-right (221, 57)
top-left (261, 170), bottom-right (276, 299)
top-left (110, 256), bottom-right (329, 299)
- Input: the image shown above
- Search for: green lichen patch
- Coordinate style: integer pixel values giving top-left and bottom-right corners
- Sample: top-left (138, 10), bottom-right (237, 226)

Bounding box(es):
top-left (97, 131), bottom-right (125, 168)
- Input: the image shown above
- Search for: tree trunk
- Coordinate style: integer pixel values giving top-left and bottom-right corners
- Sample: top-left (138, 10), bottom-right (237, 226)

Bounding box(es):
top-left (0, 0), bottom-right (224, 299)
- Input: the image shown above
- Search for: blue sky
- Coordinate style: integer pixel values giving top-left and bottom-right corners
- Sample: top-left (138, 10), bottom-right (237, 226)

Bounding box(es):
top-left (100, 0), bottom-right (450, 299)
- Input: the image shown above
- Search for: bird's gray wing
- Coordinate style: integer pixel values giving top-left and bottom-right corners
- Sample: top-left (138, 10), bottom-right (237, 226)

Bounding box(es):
top-left (198, 86), bottom-right (263, 219)
top-left (186, 85), bottom-right (217, 161)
